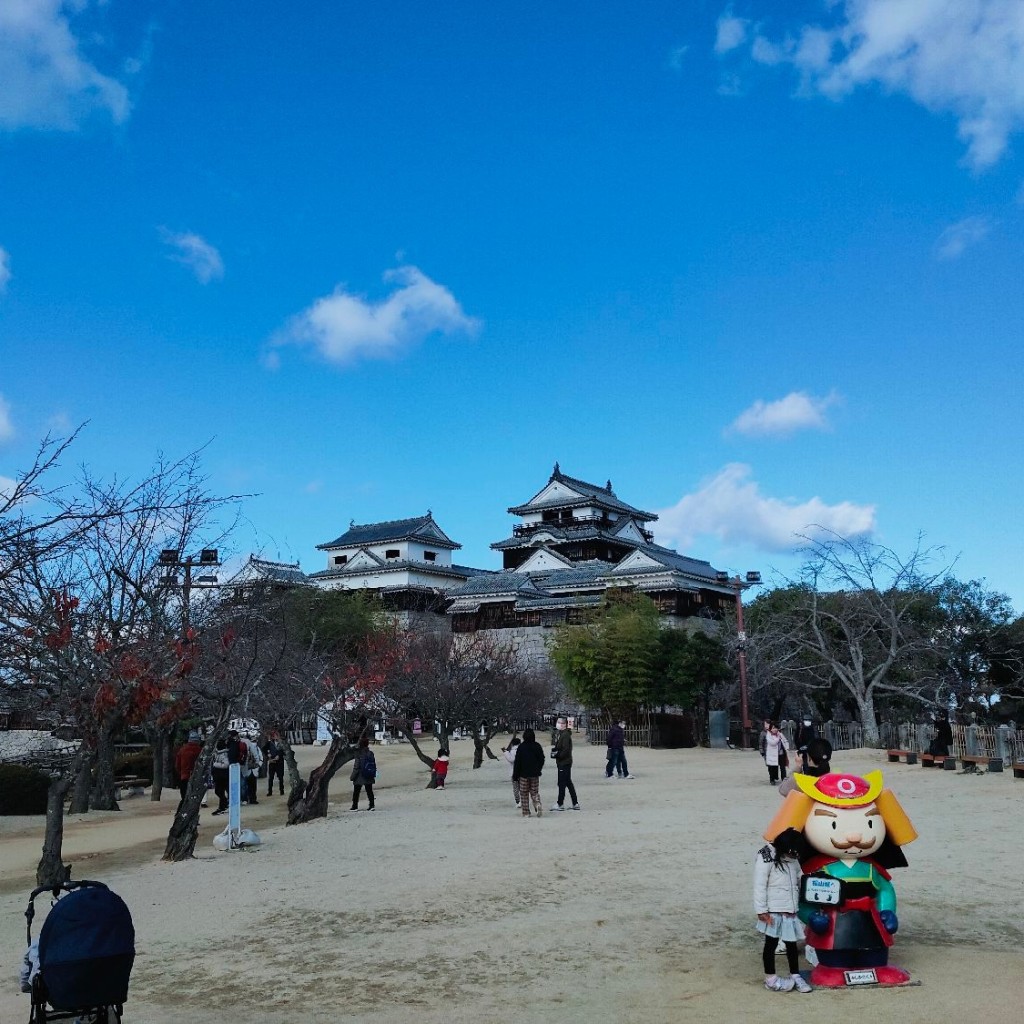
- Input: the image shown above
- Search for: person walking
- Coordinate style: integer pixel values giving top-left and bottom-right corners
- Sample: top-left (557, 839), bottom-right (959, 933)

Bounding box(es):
top-left (503, 736), bottom-right (522, 807)
top-left (794, 718), bottom-right (817, 773)
top-left (211, 737), bottom-right (229, 815)
top-left (265, 733), bottom-right (285, 796)
top-left (778, 737), bottom-right (833, 796)
top-left (173, 730), bottom-right (203, 810)
top-left (550, 716), bottom-right (580, 811)
top-left (754, 827), bottom-right (813, 993)
top-left (761, 722), bottom-right (789, 786)
top-left (350, 735), bottom-right (376, 810)
top-left (241, 737), bottom-right (263, 805)
top-left (432, 748), bottom-right (450, 789)
top-left (512, 728), bottom-right (545, 817)
top-left (605, 719), bottom-right (635, 779)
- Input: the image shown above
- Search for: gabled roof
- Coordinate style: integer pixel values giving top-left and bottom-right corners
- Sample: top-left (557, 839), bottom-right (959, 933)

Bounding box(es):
top-left (627, 543), bottom-right (721, 582)
top-left (228, 556), bottom-right (309, 587)
top-left (444, 571), bottom-right (545, 599)
top-left (516, 547), bottom-right (574, 573)
top-left (507, 464), bottom-right (657, 521)
top-left (317, 514), bottom-right (460, 551)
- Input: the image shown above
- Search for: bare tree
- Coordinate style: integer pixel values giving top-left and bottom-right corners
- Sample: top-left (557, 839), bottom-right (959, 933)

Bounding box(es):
top-left (745, 533), bottom-right (952, 745)
top-left (0, 442), bottom-right (242, 883)
top-left (386, 631), bottom-right (552, 785)
top-left (161, 595), bottom-right (302, 860)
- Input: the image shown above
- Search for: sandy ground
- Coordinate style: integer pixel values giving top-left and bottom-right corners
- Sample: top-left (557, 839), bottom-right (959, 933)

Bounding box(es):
top-left (1, 739), bottom-right (1022, 1024)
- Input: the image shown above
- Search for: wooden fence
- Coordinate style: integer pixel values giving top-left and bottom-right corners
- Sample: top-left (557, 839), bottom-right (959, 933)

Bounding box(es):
top-left (881, 721), bottom-right (1023, 764)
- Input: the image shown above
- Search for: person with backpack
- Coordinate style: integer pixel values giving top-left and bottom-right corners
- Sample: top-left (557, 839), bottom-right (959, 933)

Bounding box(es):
top-left (211, 737), bottom-right (230, 816)
top-left (241, 737), bottom-right (263, 805)
top-left (350, 735), bottom-right (376, 810)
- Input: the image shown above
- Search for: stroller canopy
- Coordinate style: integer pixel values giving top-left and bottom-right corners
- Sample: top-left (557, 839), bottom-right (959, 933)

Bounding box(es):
top-left (38, 885), bottom-right (135, 1010)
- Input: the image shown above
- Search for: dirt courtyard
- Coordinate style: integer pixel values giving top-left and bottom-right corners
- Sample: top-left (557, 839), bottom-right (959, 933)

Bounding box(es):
top-left (1, 739), bottom-right (1021, 1023)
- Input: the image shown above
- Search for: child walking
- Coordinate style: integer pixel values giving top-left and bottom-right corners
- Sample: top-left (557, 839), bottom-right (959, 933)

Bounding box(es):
top-left (432, 748), bottom-right (450, 789)
top-left (753, 827), bottom-right (813, 993)
top-left (503, 736), bottom-right (521, 807)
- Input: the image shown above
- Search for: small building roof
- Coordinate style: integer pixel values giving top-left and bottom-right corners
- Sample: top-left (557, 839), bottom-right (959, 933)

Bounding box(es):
top-left (228, 556), bottom-right (309, 587)
top-left (317, 514), bottom-right (460, 551)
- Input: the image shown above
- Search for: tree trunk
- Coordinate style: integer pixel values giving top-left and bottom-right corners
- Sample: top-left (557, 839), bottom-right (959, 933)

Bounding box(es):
top-left (857, 689), bottom-right (881, 746)
top-left (401, 724), bottom-right (440, 788)
top-left (68, 751), bottom-right (94, 814)
top-left (286, 737), bottom-right (354, 824)
top-left (279, 734), bottom-right (306, 805)
top-left (36, 755), bottom-right (85, 887)
top-left (472, 729), bottom-right (499, 769)
top-left (162, 742), bottom-right (215, 862)
top-left (90, 721), bottom-right (120, 811)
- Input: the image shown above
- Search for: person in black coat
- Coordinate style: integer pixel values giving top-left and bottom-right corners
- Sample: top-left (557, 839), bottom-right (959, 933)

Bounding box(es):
top-left (512, 728), bottom-right (545, 818)
top-left (795, 718), bottom-right (817, 773)
top-left (931, 713), bottom-right (953, 756)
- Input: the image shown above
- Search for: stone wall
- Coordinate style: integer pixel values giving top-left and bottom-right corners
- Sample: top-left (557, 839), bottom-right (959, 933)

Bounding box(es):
top-left (465, 615), bottom-right (723, 671)
top-left (452, 625), bottom-right (553, 668)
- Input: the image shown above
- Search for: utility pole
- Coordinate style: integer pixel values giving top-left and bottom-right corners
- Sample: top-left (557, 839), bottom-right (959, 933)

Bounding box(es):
top-left (716, 569), bottom-right (761, 749)
top-left (158, 548), bottom-right (222, 631)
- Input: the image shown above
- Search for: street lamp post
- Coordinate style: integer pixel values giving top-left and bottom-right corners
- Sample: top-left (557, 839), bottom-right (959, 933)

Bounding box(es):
top-left (717, 569), bottom-right (761, 750)
top-left (158, 548), bottom-right (222, 630)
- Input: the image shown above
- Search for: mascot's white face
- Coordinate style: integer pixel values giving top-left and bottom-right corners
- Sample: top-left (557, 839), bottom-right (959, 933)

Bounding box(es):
top-left (804, 802), bottom-right (887, 861)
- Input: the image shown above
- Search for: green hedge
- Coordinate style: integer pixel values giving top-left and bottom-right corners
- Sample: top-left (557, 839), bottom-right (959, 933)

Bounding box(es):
top-left (0, 764), bottom-right (52, 815)
top-left (114, 750), bottom-right (153, 784)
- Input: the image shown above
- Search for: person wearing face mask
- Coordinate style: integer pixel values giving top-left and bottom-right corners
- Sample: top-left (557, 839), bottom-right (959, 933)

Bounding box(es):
top-left (605, 719), bottom-right (634, 779)
top-left (795, 718), bottom-right (817, 773)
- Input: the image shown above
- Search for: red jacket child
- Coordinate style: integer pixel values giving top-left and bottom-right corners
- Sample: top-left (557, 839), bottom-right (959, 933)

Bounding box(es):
top-left (433, 751), bottom-right (450, 788)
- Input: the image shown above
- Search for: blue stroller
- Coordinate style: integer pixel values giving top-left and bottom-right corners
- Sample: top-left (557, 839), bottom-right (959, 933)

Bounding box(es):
top-left (24, 880), bottom-right (135, 1023)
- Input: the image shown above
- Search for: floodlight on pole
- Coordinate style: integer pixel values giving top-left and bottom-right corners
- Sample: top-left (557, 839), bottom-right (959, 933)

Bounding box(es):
top-left (157, 549), bottom-right (222, 631)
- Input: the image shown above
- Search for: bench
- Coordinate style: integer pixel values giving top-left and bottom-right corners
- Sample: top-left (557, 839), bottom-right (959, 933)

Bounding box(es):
top-left (960, 755), bottom-right (1003, 773)
top-left (920, 753), bottom-right (956, 769)
top-left (886, 749), bottom-right (918, 765)
top-left (1013, 762), bottom-right (1024, 780)
top-left (113, 776), bottom-right (147, 798)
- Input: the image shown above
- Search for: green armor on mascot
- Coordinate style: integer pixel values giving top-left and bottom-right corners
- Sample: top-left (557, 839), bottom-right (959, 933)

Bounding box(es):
top-left (764, 769), bottom-right (918, 987)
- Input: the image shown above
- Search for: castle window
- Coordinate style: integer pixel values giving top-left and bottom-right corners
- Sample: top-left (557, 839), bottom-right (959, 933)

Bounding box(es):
top-left (424, 551), bottom-right (437, 562)
top-left (334, 555), bottom-right (348, 565)
top-left (385, 549), bottom-right (400, 559)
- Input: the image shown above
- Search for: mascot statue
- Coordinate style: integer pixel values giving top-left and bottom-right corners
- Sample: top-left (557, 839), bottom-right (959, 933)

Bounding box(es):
top-left (764, 770), bottom-right (917, 987)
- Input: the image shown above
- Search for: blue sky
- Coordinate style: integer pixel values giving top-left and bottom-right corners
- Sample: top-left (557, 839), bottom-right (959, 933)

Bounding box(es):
top-left (1, 1), bottom-right (1022, 609)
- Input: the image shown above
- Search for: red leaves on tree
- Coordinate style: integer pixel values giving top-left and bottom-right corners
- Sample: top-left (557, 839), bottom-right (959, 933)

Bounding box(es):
top-left (42, 589), bottom-right (78, 650)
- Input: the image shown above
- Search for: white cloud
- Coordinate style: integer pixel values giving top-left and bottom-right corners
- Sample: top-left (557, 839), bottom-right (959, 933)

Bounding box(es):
top-left (0, 0), bottom-right (130, 131)
top-left (0, 247), bottom-right (10, 293)
top-left (728, 390), bottom-right (839, 438)
top-left (0, 475), bottom-right (18, 501)
top-left (935, 216), bottom-right (991, 259)
top-left (160, 229), bottom-right (224, 284)
top-left (0, 394), bottom-right (14, 444)
top-left (655, 463), bottom-right (876, 552)
top-left (733, 0), bottom-right (1024, 170)
top-left (273, 265), bottom-right (480, 368)
top-left (715, 14), bottom-right (749, 54)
